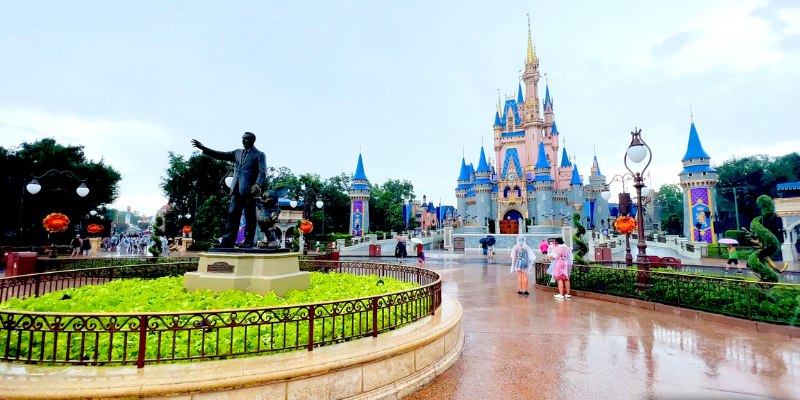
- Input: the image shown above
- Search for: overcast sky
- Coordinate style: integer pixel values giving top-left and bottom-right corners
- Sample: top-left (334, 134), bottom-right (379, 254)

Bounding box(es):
top-left (1, 0), bottom-right (799, 215)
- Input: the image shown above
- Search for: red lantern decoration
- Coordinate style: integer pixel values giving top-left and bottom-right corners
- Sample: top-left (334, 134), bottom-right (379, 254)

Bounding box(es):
top-left (299, 219), bottom-right (313, 235)
top-left (182, 225), bottom-right (192, 234)
top-left (42, 213), bottom-right (70, 233)
top-left (87, 224), bottom-right (104, 234)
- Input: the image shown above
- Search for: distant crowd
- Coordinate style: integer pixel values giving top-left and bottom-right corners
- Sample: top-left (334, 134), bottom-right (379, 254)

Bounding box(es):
top-left (69, 233), bottom-right (174, 257)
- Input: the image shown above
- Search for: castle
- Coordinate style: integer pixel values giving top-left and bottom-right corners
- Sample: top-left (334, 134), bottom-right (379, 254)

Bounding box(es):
top-left (455, 23), bottom-right (610, 233)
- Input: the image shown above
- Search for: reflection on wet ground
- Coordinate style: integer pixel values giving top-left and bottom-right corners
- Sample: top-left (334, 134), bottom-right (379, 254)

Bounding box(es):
top-left (399, 251), bottom-right (800, 400)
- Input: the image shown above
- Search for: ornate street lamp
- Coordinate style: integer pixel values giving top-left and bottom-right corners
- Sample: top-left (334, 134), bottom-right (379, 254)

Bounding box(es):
top-left (624, 128), bottom-right (653, 289)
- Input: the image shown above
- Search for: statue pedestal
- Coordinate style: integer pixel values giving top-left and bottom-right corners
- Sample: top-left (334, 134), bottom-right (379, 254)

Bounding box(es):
top-left (89, 237), bottom-right (101, 256)
top-left (184, 251), bottom-right (310, 296)
top-left (180, 238), bottom-right (193, 256)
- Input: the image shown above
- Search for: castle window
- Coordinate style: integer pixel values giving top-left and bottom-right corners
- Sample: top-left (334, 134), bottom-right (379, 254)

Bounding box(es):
top-left (514, 186), bottom-right (522, 197)
top-left (503, 186), bottom-right (511, 198)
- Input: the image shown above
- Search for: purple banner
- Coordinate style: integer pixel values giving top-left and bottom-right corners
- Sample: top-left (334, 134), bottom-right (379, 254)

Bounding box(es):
top-left (689, 187), bottom-right (713, 243)
top-left (352, 200), bottom-right (363, 237)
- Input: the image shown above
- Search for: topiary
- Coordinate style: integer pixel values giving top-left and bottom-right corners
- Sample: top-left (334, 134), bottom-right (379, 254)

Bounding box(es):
top-left (572, 213), bottom-right (588, 265)
top-left (746, 195), bottom-right (784, 282)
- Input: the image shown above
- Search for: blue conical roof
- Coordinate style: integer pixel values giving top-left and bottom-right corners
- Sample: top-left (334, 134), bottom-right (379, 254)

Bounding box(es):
top-left (544, 84), bottom-right (552, 110)
top-left (476, 147), bottom-right (491, 173)
top-left (353, 153), bottom-right (368, 181)
top-left (570, 164), bottom-right (583, 185)
top-left (593, 155), bottom-right (602, 176)
top-left (681, 122), bottom-right (711, 161)
top-left (517, 83), bottom-right (524, 104)
top-left (534, 142), bottom-right (551, 169)
top-left (457, 157), bottom-right (469, 181)
top-left (560, 148), bottom-right (571, 167)
top-left (494, 111), bottom-right (501, 126)
top-left (551, 121), bottom-right (559, 134)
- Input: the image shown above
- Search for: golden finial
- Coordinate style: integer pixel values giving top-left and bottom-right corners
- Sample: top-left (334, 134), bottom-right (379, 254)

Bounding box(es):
top-left (527, 14), bottom-right (536, 65)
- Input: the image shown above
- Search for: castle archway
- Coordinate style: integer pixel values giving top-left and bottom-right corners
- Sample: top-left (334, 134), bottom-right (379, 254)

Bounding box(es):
top-left (500, 209), bottom-right (524, 234)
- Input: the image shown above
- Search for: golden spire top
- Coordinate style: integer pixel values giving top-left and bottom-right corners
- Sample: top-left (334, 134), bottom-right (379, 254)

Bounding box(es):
top-left (527, 14), bottom-right (537, 65)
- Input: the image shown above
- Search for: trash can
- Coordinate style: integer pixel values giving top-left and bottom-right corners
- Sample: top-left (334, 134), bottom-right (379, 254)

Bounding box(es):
top-left (594, 247), bottom-right (611, 261)
top-left (369, 244), bottom-right (381, 257)
top-left (5, 252), bottom-right (38, 277)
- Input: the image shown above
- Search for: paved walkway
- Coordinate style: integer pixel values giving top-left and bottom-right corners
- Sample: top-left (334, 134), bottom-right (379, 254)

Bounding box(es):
top-left (396, 251), bottom-right (800, 400)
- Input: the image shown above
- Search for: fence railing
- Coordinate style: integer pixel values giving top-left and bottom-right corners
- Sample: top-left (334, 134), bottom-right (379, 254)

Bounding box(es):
top-left (0, 260), bottom-right (440, 368)
top-left (534, 263), bottom-right (800, 326)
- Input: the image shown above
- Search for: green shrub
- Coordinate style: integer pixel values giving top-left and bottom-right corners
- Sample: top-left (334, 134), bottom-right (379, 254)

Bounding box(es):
top-left (188, 241), bottom-right (213, 251)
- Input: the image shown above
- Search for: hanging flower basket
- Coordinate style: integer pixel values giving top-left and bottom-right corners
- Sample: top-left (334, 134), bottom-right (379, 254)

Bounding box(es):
top-left (182, 225), bottom-right (192, 235)
top-left (299, 219), bottom-right (314, 235)
top-left (42, 213), bottom-right (70, 233)
top-left (87, 224), bottom-right (104, 234)
top-left (614, 216), bottom-right (637, 235)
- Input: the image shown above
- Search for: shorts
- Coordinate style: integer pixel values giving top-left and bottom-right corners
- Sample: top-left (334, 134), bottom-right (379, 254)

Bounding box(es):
top-left (727, 258), bottom-right (738, 265)
top-left (482, 248), bottom-right (488, 255)
top-left (554, 274), bottom-right (569, 281)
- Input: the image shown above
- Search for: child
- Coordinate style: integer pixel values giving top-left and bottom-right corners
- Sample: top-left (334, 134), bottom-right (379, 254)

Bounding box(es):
top-left (726, 244), bottom-right (738, 271)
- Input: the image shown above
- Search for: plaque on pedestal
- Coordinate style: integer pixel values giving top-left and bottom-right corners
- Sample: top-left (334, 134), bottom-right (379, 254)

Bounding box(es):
top-left (184, 251), bottom-right (310, 296)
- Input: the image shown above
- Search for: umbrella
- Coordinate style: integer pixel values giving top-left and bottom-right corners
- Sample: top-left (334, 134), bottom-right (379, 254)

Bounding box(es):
top-left (486, 236), bottom-right (496, 246)
top-left (718, 238), bottom-right (738, 245)
top-left (478, 238), bottom-right (487, 245)
top-left (410, 238), bottom-right (423, 245)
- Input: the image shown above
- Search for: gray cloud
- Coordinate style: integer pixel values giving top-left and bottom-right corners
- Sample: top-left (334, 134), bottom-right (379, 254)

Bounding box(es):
top-left (651, 31), bottom-right (701, 59)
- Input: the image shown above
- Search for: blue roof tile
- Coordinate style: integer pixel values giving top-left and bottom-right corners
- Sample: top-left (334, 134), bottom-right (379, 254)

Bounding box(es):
top-left (534, 142), bottom-right (551, 169)
top-left (682, 122), bottom-right (711, 161)
top-left (476, 147), bottom-right (491, 173)
top-left (457, 157), bottom-right (470, 181)
top-left (570, 164), bottom-right (583, 185)
top-left (560, 147), bottom-right (571, 167)
top-left (517, 83), bottom-right (524, 104)
top-left (593, 155), bottom-right (602, 176)
top-left (680, 164), bottom-right (717, 174)
top-left (551, 121), bottom-right (559, 134)
top-left (353, 153), bottom-right (368, 181)
top-left (501, 148), bottom-right (523, 179)
top-left (777, 182), bottom-right (800, 191)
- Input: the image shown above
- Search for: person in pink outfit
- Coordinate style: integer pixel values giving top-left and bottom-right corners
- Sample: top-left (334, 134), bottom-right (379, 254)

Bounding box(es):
top-left (510, 235), bottom-right (535, 295)
top-left (550, 237), bottom-right (573, 300)
top-left (539, 239), bottom-right (548, 254)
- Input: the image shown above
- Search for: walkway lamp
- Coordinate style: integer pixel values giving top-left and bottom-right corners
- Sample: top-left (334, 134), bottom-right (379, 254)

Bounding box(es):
top-left (624, 128), bottom-right (653, 289)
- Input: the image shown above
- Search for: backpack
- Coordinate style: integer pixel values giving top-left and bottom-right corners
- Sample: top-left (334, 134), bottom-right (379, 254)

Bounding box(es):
top-left (517, 247), bottom-right (529, 268)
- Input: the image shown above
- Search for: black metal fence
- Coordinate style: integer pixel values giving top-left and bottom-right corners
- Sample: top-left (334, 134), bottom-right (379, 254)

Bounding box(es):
top-left (534, 262), bottom-right (800, 326)
top-left (0, 260), bottom-right (441, 367)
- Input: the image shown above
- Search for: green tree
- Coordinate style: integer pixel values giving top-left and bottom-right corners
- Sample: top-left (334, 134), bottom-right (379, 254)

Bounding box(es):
top-left (716, 153), bottom-right (800, 231)
top-left (1, 139), bottom-right (121, 244)
top-left (369, 179), bottom-right (414, 232)
top-left (160, 151), bottom-right (230, 239)
top-left (656, 184), bottom-right (683, 235)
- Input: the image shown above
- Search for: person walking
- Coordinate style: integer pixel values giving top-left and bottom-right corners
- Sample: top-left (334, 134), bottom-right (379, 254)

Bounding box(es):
top-left (551, 237), bottom-right (574, 300)
top-left (538, 239), bottom-right (548, 255)
top-left (416, 243), bottom-right (426, 267)
top-left (726, 244), bottom-right (738, 271)
top-left (510, 235), bottom-right (535, 295)
top-left (70, 235), bottom-right (81, 257)
top-left (80, 235), bottom-right (92, 256)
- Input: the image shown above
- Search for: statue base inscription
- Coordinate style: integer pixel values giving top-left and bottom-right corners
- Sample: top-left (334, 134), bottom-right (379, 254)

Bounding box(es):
top-left (184, 251), bottom-right (309, 296)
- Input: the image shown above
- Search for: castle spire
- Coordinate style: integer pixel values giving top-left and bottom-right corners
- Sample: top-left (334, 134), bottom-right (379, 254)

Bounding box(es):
top-left (517, 82), bottom-right (524, 104)
top-left (476, 146), bottom-right (491, 173)
top-left (353, 153), bottom-right (368, 181)
top-left (526, 14), bottom-right (537, 65)
top-left (682, 121), bottom-right (710, 161)
top-left (560, 146), bottom-right (571, 167)
top-left (570, 164), bottom-right (583, 186)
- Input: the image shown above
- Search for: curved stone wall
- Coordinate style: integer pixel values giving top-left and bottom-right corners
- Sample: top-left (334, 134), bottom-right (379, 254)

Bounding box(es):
top-left (0, 294), bottom-right (463, 399)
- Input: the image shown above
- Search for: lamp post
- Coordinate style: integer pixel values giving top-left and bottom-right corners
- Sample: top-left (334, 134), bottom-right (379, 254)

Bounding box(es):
top-left (22, 169), bottom-right (90, 249)
top-left (623, 128), bottom-right (653, 289)
top-left (316, 199), bottom-right (325, 236)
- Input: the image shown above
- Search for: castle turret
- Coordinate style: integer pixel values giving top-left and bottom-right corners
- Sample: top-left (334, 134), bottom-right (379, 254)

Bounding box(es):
top-left (522, 17), bottom-right (541, 125)
top-left (586, 153), bottom-right (609, 229)
top-left (348, 153), bottom-right (371, 236)
top-left (678, 120), bottom-right (718, 243)
top-left (473, 146), bottom-right (494, 227)
top-left (532, 142), bottom-right (554, 224)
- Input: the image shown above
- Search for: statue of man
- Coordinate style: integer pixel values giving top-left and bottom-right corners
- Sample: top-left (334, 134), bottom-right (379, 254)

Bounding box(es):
top-left (191, 132), bottom-right (266, 248)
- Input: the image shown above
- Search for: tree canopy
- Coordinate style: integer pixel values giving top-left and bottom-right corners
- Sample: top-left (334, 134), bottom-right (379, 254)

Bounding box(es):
top-left (0, 139), bottom-right (122, 244)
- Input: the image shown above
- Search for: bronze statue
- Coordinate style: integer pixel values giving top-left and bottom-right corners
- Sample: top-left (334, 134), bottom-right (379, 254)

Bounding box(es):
top-left (191, 132), bottom-right (266, 248)
top-left (254, 187), bottom-right (289, 249)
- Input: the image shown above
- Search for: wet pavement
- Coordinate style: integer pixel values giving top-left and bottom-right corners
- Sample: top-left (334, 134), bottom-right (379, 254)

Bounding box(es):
top-left (402, 251), bottom-right (800, 400)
